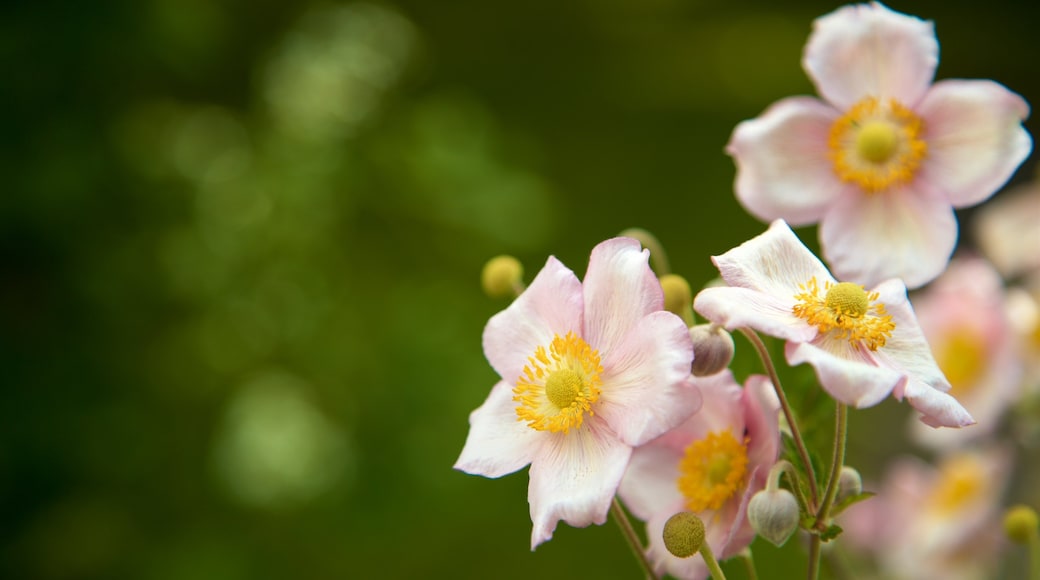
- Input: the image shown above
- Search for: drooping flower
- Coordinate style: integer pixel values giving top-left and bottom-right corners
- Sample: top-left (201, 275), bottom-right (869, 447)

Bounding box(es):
top-left (910, 256), bottom-right (1023, 448)
top-left (617, 371), bottom-right (780, 580)
top-left (693, 219), bottom-right (973, 427)
top-left (455, 238), bottom-right (702, 549)
top-left (726, 2), bottom-right (1032, 289)
top-left (841, 447), bottom-right (1012, 580)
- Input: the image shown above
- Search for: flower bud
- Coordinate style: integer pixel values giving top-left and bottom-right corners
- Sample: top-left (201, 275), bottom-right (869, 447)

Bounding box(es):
top-left (747, 489), bottom-right (800, 547)
top-left (662, 511), bottom-right (705, 558)
top-left (836, 466), bottom-right (863, 505)
top-left (689, 324), bottom-right (735, 376)
top-left (481, 255), bottom-right (523, 298)
top-left (1003, 504), bottom-right (1039, 544)
top-left (660, 274), bottom-right (693, 320)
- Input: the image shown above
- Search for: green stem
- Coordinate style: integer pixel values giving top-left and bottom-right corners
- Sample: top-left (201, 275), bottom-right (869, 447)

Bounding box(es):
top-left (1030, 528), bottom-right (1040, 580)
top-left (739, 548), bottom-right (758, 580)
top-left (809, 402), bottom-right (848, 580)
top-left (807, 536), bottom-right (821, 580)
top-left (699, 538), bottom-right (727, 580)
top-left (611, 497), bottom-right (657, 580)
top-left (738, 327), bottom-right (819, 506)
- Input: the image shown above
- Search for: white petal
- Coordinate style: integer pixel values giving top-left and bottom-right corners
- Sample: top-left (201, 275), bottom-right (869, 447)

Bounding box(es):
top-left (617, 444), bottom-right (685, 522)
top-left (582, 237), bottom-right (664, 356)
top-left (872, 279), bottom-right (949, 392)
top-left (712, 220), bottom-right (835, 298)
top-left (727, 97), bottom-right (847, 225)
top-left (819, 185), bottom-right (957, 289)
top-left (900, 379), bottom-right (975, 428)
top-left (454, 381), bottom-right (544, 478)
top-left (483, 256), bottom-right (583, 385)
top-left (527, 420), bottom-right (632, 549)
top-left (916, 80), bottom-right (1032, 208)
top-left (786, 338), bottom-right (902, 408)
top-left (694, 286), bottom-right (817, 343)
top-left (804, 2), bottom-right (938, 110)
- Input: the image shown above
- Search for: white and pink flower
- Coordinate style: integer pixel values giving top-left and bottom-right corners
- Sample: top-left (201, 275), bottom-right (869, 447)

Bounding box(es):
top-left (694, 219), bottom-right (973, 428)
top-left (455, 238), bottom-right (702, 549)
top-left (727, 2), bottom-right (1031, 289)
top-left (618, 371), bottom-right (780, 580)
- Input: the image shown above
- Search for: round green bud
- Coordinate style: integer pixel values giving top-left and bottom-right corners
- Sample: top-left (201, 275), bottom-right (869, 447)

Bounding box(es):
top-left (1004, 504), bottom-right (1039, 544)
top-left (660, 274), bottom-right (692, 318)
top-left (747, 489), bottom-right (800, 547)
top-left (481, 255), bottom-right (523, 298)
top-left (836, 466), bottom-right (863, 505)
top-left (689, 324), bottom-right (735, 377)
top-left (662, 511), bottom-right (705, 558)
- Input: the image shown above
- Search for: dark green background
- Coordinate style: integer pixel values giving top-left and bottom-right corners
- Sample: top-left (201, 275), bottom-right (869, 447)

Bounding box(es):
top-left (2, 1), bottom-right (1037, 578)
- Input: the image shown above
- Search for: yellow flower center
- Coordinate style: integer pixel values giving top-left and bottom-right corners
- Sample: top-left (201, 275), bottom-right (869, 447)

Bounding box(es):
top-left (829, 96), bottom-right (928, 193)
top-left (928, 455), bottom-right (985, 515)
top-left (934, 330), bottom-right (986, 398)
top-left (792, 278), bottom-right (895, 351)
top-left (513, 332), bottom-right (603, 433)
top-left (677, 430), bottom-right (749, 512)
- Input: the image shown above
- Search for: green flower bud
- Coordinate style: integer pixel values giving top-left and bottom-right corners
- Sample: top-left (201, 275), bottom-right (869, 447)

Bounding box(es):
top-left (1004, 504), bottom-right (1039, 544)
top-left (748, 489), bottom-right (800, 547)
top-left (481, 255), bottom-right (523, 298)
top-left (836, 466), bottom-right (863, 505)
top-left (689, 324), bottom-right (735, 376)
top-left (662, 511), bottom-right (705, 558)
top-left (660, 274), bottom-right (693, 319)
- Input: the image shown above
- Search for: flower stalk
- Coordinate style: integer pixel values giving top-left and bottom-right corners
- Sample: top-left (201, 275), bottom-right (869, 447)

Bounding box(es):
top-left (611, 497), bottom-right (658, 580)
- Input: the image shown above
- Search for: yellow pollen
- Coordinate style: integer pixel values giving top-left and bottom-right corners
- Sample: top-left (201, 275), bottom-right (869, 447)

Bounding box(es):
top-left (792, 277), bottom-right (895, 350)
top-left (829, 96), bottom-right (928, 193)
top-left (677, 431), bottom-right (749, 512)
top-left (935, 330), bottom-right (986, 398)
top-left (513, 332), bottom-right (603, 433)
top-left (929, 455), bottom-right (985, 514)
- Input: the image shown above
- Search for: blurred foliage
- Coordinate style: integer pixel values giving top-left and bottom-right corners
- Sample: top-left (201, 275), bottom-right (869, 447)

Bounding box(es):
top-left (1, 0), bottom-right (1037, 578)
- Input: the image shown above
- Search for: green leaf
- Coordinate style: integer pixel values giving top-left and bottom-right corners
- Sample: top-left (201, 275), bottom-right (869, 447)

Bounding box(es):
top-left (819, 524), bottom-right (843, 542)
top-left (831, 491), bottom-right (876, 517)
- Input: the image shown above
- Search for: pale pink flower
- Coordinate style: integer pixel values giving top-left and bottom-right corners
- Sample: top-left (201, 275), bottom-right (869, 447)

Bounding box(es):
top-left (727, 2), bottom-right (1031, 289)
top-left (910, 256), bottom-right (1023, 449)
top-left (973, 179), bottom-right (1040, 279)
top-left (694, 219), bottom-right (974, 427)
top-left (617, 371), bottom-right (780, 580)
top-left (455, 238), bottom-right (702, 549)
top-left (841, 447), bottom-right (1012, 580)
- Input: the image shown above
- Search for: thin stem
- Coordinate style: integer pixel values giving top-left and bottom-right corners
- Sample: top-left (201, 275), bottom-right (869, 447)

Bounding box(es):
top-left (739, 548), bottom-right (758, 580)
top-left (809, 402), bottom-right (848, 580)
top-left (699, 538), bottom-right (727, 580)
top-left (611, 497), bottom-right (657, 580)
top-left (1030, 528), bottom-right (1040, 580)
top-left (738, 327), bottom-right (819, 506)
top-left (807, 536), bottom-right (822, 580)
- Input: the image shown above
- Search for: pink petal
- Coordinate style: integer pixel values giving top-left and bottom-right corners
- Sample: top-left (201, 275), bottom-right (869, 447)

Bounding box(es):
top-left (454, 381), bottom-right (545, 478)
top-left (916, 80), bottom-right (1032, 208)
top-left (727, 97), bottom-right (847, 225)
top-left (582, 237), bottom-right (664, 356)
top-left (694, 287), bottom-right (816, 343)
top-left (482, 256), bottom-right (583, 385)
top-left (900, 380), bottom-right (975, 428)
top-left (712, 220), bottom-right (835, 297)
top-left (871, 279), bottom-right (951, 394)
top-left (786, 338), bottom-right (903, 407)
top-left (617, 445), bottom-right (685, 522)
top-left (819, 186), bottom-right (957, 289)
top-left (527, 419), bottom-right (632, 549)
top-left (597, 311), bottom-right (700, 447)
top-left (742, 375), bottom-right (782, 474)
top-left (803, 2), bottom-right (938, 110)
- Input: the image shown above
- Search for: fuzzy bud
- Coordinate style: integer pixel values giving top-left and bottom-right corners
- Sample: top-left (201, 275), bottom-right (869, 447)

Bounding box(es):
top-left (1004, 504), bottom-right (1039, 544)
top-left (689, 324), bottom-right (735, 376)
top-left (748, 489), bottom-right (800, 547)
top-left (660, 274), bottom-right (693, 318)
top-left (836, 466), bottom-right (863, 505)
top-left (662, 511), bottom-right (705, 558)
top-left (481, 255), bottom-right (523, 298)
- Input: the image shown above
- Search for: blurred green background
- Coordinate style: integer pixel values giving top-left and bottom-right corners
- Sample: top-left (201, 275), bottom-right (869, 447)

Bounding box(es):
top-left (2, 1), bottom-right (1037, 578)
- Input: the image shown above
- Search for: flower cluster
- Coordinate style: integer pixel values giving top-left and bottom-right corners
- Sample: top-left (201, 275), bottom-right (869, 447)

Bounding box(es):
top-left (455, 3), bottom-right (1036, 579)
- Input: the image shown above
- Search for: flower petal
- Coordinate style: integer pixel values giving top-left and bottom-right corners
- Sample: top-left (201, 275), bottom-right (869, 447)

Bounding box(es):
top-left (742, 375), bottom-right (782, 475)
top-left (582, 237), bottom-right (664, 356)
top-left (713, 220), bottom-right (835, 297)
top-left (483, 256), bottom-right (583, 384)
top-left (598, 311), bottom-right (700, 447)
top-left (454, 381), bottom-right (544, 478)
top-left (819, 186), bottom-right (957, 289)
top-left (786, 338), bottom-right (902, 407)
top-left (617, 445), bottom-right (685, 522)
top-left (694, 287), bottom-right (816, 343)
top-left (900, 379), bottom-right (975, 428)
top-left (872, 279), bottom-right (950, 394)
top-left (916, 79), bottom-right (1032, 208)
top-left (727, 97), bottom-right (847, 225)
top-left (528, 420), bottom-right (632, 549)
top-left (803, 2), bottom-right (938, 110)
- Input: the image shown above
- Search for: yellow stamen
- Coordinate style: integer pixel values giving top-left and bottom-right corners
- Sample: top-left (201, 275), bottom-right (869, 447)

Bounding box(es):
top-left (934, 330), bottom-right (986, 398)
top-left (677, 431), bottom-right (749, 512)
top-left (829, 96), bottom-right (928, 193)
top-left (513, 332), bottom-right (602, 433)
top-left (792, 277), bottom-right (895, 350)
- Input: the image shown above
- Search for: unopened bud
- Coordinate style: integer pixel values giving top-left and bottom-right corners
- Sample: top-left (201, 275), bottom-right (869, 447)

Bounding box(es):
top-left (689, 324), bottom-right (735, 376)
top-left (748, 489), bottom-right (800, 547)
top-left (1004, 504), bottom-right (1039, 544)
top-left (836, 466), bottom-right (862, 505)
top-left (662, 511), bottom-right (705, 558)
top-left (481, 255), bottom-right (523, 298)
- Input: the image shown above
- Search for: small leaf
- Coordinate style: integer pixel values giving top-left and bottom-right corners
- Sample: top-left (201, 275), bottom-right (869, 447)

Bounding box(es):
top-left (831, 491), bottom-right (876, 516)
top-left (819, 524), bottom-right (843, 542)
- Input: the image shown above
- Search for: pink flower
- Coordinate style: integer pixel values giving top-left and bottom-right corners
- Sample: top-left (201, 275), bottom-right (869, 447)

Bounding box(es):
top-left (454, 238), bottom-right (702, 549)
top-left (693, 219), bottom-right (974, 428)
top-left (617, 371), bottom-right (780, 580)
top-left (727, 2), bottom-right (1031, 289)
top-left (973, 179), bottom-right (1040, 279)
top-left (910, 256), bottom-right (1023, 449)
